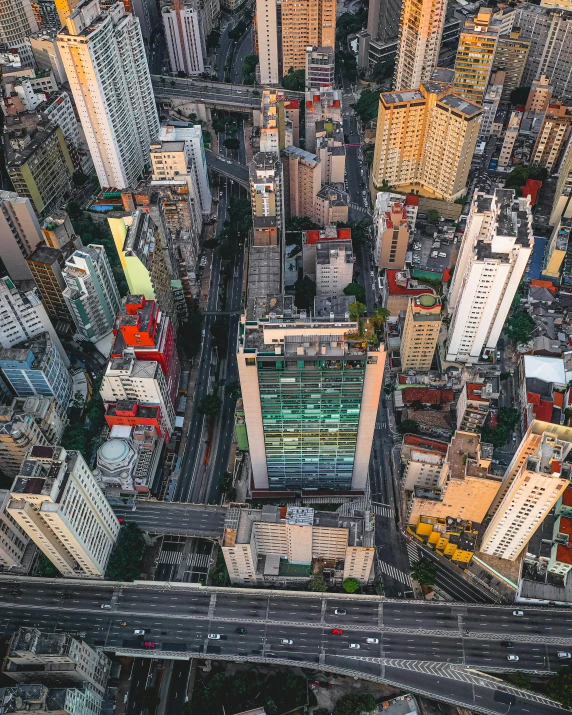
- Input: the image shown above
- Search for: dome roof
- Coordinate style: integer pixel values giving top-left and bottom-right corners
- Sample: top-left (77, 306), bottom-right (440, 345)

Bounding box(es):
top-left (99, 439), bottom-right (130, 463)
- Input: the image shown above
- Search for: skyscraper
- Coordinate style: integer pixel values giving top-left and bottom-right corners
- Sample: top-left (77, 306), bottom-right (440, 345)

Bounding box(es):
top-left (492, 28), bottom-right (530, 102)
top-left (280, 0), bottom-right (335, 73)
top-left (0, 191), bottom-right (44, 281)
top-left (7, 445), bottom-right (120, 577)
top-left (27, 245), bottom-right (73, 325)
top-left (453, 9), bottom-right (500, 105)
top-left (162, 0), bottom-right (205, 76)
top-left (447, 189), bottom-right (533, 363)
top-left (57, 0), bottom-right (159, 189)
top-left (237, 306), bottom-right (386, 493)
top-left (0, 0), bottom-right (39, 65)
top-left (255, 0), bottom-right (279, 84)
top-left (400, 294), bottom-right (442, 371)
top-left (281, 146), bottom-right (322, 221)
top-left (393, 0), bottom-right (447, 90)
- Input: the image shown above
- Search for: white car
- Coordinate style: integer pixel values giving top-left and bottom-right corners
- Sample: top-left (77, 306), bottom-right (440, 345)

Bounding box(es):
top-left (207, 633), bottom-right (221, 640)
top-left (512, 610), bottom-right (524, 616)
top-left (366, 638), bottom-right (379, 644)
top-left (134, 629), bottom-right (145, 635)
top-left (280, 639), bottom-right (293, 645)
top-left (100, 604), bottom-right (111, 609)
top-left (507, 655), bottom-right (519, 662)
top-left (349, 643), bottom-right (361, 649)
top-left (558, 652), bottom-right (572, 659)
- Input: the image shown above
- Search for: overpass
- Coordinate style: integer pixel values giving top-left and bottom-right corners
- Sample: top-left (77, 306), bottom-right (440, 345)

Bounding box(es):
top-left (111, 502), bottom-right (226, 538)
top-left (206, 150), bottom-right (249, 188)
top-left (0, 575), bottom-right (569, 715)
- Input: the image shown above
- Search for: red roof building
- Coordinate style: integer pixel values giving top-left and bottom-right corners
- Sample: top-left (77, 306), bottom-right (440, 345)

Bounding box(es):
top-left (105, 400), bottom-right (163, 437)
top-left (402, 387), bottom-right (455, 405)
top-left (522, 179), bottom-right (542, 206)
top-left (555, 515), bottom-right (572, 566)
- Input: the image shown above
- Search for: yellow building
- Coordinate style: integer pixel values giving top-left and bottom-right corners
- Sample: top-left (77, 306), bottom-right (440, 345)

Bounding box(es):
top-left (372, 83), bottom-right (482, 201)
top-left (280, 0), bottom-right (335, 72)
top-left (543, 218), bottom-right (571, 281)
top-left (493, 29), bottom-right (530, 102)
top-left (453, 9), bottom-right (500, 105)
top-left (400, 294), bottom-right (442, 371)
top-left (410, 515), bottom-right (478, 565)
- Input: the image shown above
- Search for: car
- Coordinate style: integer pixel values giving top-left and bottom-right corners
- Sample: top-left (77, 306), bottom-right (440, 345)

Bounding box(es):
top-left (101, 604), bottom-right (111, 609)
top-left (500, 641), bottom-right (513, 648)
top-left (334, 608), bottom-right (347, 616)
top-left (120, 621), bottom-right (127, 627)
top-left (144, 642), bottom-right (155, 648)
top-left (331, 629), bottom-right (343, 635)
top-left (512, 610), bottom-right (524, 616)
top-left (8, 589), bottom-right (21, 596)
top-left (431, 251), bottom-right (438, 258)
top-left (507, 655), bottom-right (519, 661)
top-left (134, 630), bottom-right (145, 635)
top-left (236, 628), bottom-right (247, 634)
top-left (117, 518), bottom-right (125, 523)
top-left (558, 652), bottom-right (572, 659)
top-left (370, 271), bottom-right (374, 278)
top-left (413, 243), bottom-right (421, 250)
top-left (219, 191), bottom-right (223, 196)
top-left (438, 252), bottom-right (447, 258)
top-left (280, 639), bottom-right (293, 645)
top-left (366, 638), bottom-right (379, 644)
top-left (349, 643), bottom-right (360, 649)
top-left (207, 633), bottom-right (221, 640)
top-left (497, 351), bottom-right (501, 359)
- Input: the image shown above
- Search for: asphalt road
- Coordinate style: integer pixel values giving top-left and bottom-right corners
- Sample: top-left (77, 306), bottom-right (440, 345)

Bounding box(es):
top-left (206, 151), bottom-right (249, 186)
top-left (0, 579), bottom-right (570, 715)
top-left (162, 659), bottom-right (191, 714)
top-left (125, 658), bottom-right (151, 715)
top-left (111, 502), bottom-right (227, 536)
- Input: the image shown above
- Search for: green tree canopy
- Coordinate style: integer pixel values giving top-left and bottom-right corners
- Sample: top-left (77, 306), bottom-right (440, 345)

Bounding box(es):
top-left (198, 393), bottom-right (222, 416)
top-left (282, 68), bottom-right (305, 91)
top-left (342, 577), bottom-right (360, 593)
top-left (242, 54), bottom-right (259, 84)
top-left (505, 309), bottom-right (535, 346)
top-left (37, 553), bottom-right (60, 577)
top-left (547, 669), bottom-right (572, 708)
top-left (332, 693), bottom-right (376, 715)
top-left (344, 282), bottom-right (366, 304)
top-left (509, 86), bottom-right (530, 106)
top-left (411, 557), bottom-right (437, 586)
top-left (294, 275), bottom-right (317, 311)
top-left (397, 419), bottom-right (419, 435)
top-left (371, 60), bottom-right (394, 83)
top-left (308, 573), bottom-right (328, 591)
top-left (354, 87), bottom-right (381, 122)
top-left (508, 672), bottom-right (531, 689)
top-left (370, 306), bottom-right (390, 329)
top-left (209, 550), bottom-right (230, 586)
top-left (210, 316), bottom-right (230, 357)
top-left (223, 137), bottom-right (240, 150)
top-left (426, 209), bottom-right (440, 224)
top-left (106, 523), bottom-right (146, 582)
top-left (480, 406), bottom-right (519, 447)
top-left (336, 9), bottom-right (367, 43)
top-left (349, 301), bottom-right (365, 320)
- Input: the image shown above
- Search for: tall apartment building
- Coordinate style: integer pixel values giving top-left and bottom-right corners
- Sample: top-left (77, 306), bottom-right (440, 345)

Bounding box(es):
top-left (0, 0), bottom-right (39, 65)
top-left (479, 71), bottom-right (506, 139)
top-left (366, 0), bottom-right (402, 59)
top-left (453, 9), bottom-right (500, 105)
top-left (550, 135), bottom-right (572, 226)
top-left (400, 295), bottom-right (442, 371)
top-left (58, 0), bottom-right (160, 190)
top-left (32, 0), bottom-right (62, 31)
top-left (498, 109), bottom-right (522, 167)
top-left (315, 186), bottom-right (349, 226)
top-left (4, 116), bottom-right (74, 216)
top-left (4, 628), bottom-right (111, 695)
top-left (372, 83), bottom-right (482, 201)
top-left (280, 0), bottom-right (335, 73)
top-left (108, 212), bottom-right (177, 330)
top-left (492, 28), bottom-right (530, 102)
top-left (305, 85), bottom-right (342, 153)
top-left (302, 227), bottom-right (353, 298)
top-left (62, 246), bottom-right (122, 343)
top-left (29, 34), bottom-right (67, 84)
top-left (0, 192), bottom-right (44, 282)
top-left (162, 0), bottom-right (205, 75)
top-left (0, 490), bottom-right (29, 568)
top-left (7, 445), bottom-right (120, 577)
top-left (27, 245), bottom-right (73, 325)
top-left (237, 309), bottom-right (386, 492)
top-left (393, 0), bottom-right (447, 90)
top-left (41, 212), bottom-right (80, 255)
top-left (158, 125), bottom-right (211, 216)
top-left (315, 124), bottom-right (345, 186)
top-left (456, 381), bottom-right (493, 432)
top-left (525, 74), bottom-right (553, 113)
top-left (481, 422), bottom-right (572, 561)
top-left (531, 101), bottom-right (572, 172)
top-left (222, 505), bottom-right (374, 586)
top-left (260, 89), bottom-right (286, 154)
top-left (282, 146), bottom-right (322, 221)
top-left (249, 152), bottom-right (286, 248)
top-left (305, 46), bottom-right (335, 90)
top-left (447, 189), bottom-right (533, 364)
top-left (0, 333), bottom-right (72, 410)
top-left (373, 194), bottom-right (412, 270)
top-left (255, 0), bottom-right (279, 84)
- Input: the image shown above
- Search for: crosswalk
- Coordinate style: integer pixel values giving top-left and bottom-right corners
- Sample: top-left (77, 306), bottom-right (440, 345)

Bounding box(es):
top-left (188, 553), bottom-right (211, 570)
top-left (371, 502), bottom-right (393, 518)
top-left (406, 542), bottom-right (420, 565)
top-left (377, 557), bottom-right (413, 587)
top-left (350, 201), bottom-right (369, 212)
top-left (157, 550), bottom-right (183, 565)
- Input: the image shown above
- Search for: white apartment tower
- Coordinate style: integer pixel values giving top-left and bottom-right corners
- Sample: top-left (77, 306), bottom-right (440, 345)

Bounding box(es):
top-left (447, 189), bottom-right (533, 363)
top-left (255, 0), bottom-right (279, 84)
top-left (0, 0), bottom-right (39, 65)
top-left (7, 446), bottom-right (120, 578)
top-left (393, 0), bottom-right (448, 90)
top-left (57, 0), bottom-right (159, 189)
top-left (481, 422), bottom-right (572, 561)
top-left (162, 0), bottom-right (205, 76)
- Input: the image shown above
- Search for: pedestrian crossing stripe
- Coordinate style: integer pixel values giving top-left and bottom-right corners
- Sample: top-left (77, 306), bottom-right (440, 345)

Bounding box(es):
top-left (371, 503), bottom-right (393, 518)
top-left (188, 553), bottom-right (211, 569)
top-left (157, 550), bottom-right (183, 565)
top-left (377, 558), bottom-right (413, 587)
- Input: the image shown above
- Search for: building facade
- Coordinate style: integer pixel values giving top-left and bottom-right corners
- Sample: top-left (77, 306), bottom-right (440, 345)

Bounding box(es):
top-left (280, 0), bottom-right (335, 73)
top-left (27, 245), bottom-right (73, 325)
top-left (0, 0), bottom-right (39, 65)
top-left (400, 294), bottom-right (442, 371)
top-left (0, 192), bottom-right (45, 282)
top-left (281, 146), bottom-right (322, 221)
top-left (255, 0), bottom-right (279, 84)
top-left (302, 228), bottom-right (353, 298)
top-left (453, 9), bottom-right (500, 105)
top-left (0, 489), bottom-right (29, 568)
top-left (373, 193), bottom-right (414, 270)
top-left (162, 0), bottom-right (205, 76)
top-left (493, 28), bottom-right (530, 102)
top-left (305, 46), bottom-right (335, 90)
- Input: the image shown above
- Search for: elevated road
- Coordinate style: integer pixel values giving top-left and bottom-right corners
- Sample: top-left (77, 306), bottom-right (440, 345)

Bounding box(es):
top-left (206, 150), bottom-right (249, 187)
top-left (0, 577), bottom-right (570, 715)
top-left (111, 502), bottom-right (227, 537)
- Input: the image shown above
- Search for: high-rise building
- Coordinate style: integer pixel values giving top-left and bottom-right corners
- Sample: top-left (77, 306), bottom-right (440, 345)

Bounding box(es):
top-left (481, 421), bottom-right (572, 561)
top-left (31, 0), bottom-right (60, 31)
top-left (41, 211), bottom-right (81, 255)
top-left (0, 333), bottom-right (72, 409)
top-left (280, 0), bottom-right (335, 74)
top-left (305, 46), bottom-right (335, 90)
top-left (260, 89), bottom-right (287, 154)
top-left (108, 212), bottom-right (177, 330)
top-left (53, 0), bottom-right (79, 24)
top-left (0, 192), bottom-right (44, 282)
top-left (29, 34), bottom-right (67, 84)
top-left (479, 70), bottom-right (505, 139)
top-left (453, 9), bottom-right (500, 105)
top-left (237, 307), bottom-right (386, 492)
top-left (0, 489), bottom-right (29, 568)
top-left (393, 0), bottom-right (447, 90)
top-left (525, 74), bottom-right (553, 113)
top-left (447, 189), bottom-right (533, 364)
top-left (4, 627), bottom-right (111, 695)
top-left (373, 193), bottom-right (417, 270)
top-left (531, 100), bottom-right (572, 172)
top-left (249, 152), bottom-right (286, 248)
top-left (57, 0), bottom-right (160, 190)
top-left (367, 0), bottom-right (402, 52)
top-left (400, 294), bottom-right (442, 371)
top-left (456, 381), bottom-right (493, 432)
top-left (38, 90), bottom-right (93, 174)
top-left (0, 0), bottom-right (39, 65)
top-left (4, 115), bottom-right (74, 216)
top-left (549, 134), bottom-right (572, 226)
top-left (8, 446), bottom-right (119, 578)
top-left (314, 186), bottom-right (349, 226)
top-left (255, 0), bottom-right (279, 84)
top-left (162, 0), bottom-right (205, 76)
top-left (316, 124), bottom-right (345, 185)
top-left (62, 246), bottom-right (122, 343)
top-left (372, 83), bottom-right (481, 201)
top-left (302, 227), bottom-right (353, 298)
top-left (282, 146), bottom-right (322, 221)
top-left (305, 85), bottom-right (342, 154)
top-left (492, 28), bottom-right (530, 102)
top-left (498, 109), bottom-right (522, 167)
top-left (27, 245), bottom-right (73, 325)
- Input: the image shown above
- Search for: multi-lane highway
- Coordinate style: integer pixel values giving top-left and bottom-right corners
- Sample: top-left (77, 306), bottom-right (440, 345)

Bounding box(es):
top-left (0, 578), bottom-right (569, 714)
top-left (111, 502), bottom-right (227, 537)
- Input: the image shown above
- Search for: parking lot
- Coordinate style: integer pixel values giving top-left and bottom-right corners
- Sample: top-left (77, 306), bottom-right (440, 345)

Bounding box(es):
top-left (409, 219), bottom-right (459, 274)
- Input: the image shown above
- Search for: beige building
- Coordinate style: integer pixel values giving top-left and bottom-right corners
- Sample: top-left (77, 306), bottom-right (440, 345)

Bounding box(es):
top-left (7, 445), bottom-right (120, 578)
top-left (372, 83), bottom-right (482, 201)
top-left (282, 146), bottom-right (322, 221)
top-left (493, 28), bottom-right (530, 102)
top-left (0, 489), bottom-right (29, 569)
top-left (316, 125), bottom-right (346, 186)
top-left (498, 109), bottom-right (522, 167)
top-left (456, 382), bottom-right (493, 432)
top-left (481, 421), bottom-right (572, 561)
top-left (255, 0), bottom-right (279, 84)
top-left (373, 196), bottom-right (410, 270)
top-left (531, 100), bottom-right (572, 172)
top-left (260, 89), bottom-right (287, 154)
top-left (400, 295), bottom-right (442, 371)
top-left (401, 435), bottom-right (448, 493)
top-left (221, 505), bottom-right (374, 586)
top-left (305, 85), bottom-right (342, 153)
top-left (302, 227), bottom-right (353, 298)
top-left (250, 152), bottom-right (285, 247)
top-left (453, 9), bottom-right (500, 105)
top-left (393, 0), bottom-right (447, 90)
top-left (281, 0), bottom-right (335, 74)
top-left (314, 186), bottom-right (349, 226)
top-left (525, 75), bottom-right (553, 113)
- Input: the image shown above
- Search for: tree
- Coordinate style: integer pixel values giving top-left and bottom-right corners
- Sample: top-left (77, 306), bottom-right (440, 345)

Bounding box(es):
top-left (314, 709), bottom-right (331, 715)
top-left (223, 137), bottom-right (240, 150)
top-left (139, 687), bottom-right (161, 714)
top-left (242, 54), bottom-right (259, 84)
top-left (294, 275), bottom-right (316, 310)
top-left (426, 209), bottom-right (440, 224)
top-left (225, 380), bottom-right (241, 401)
top-left (206, 29), bottom-right (220, 50)
top-left (505, 309), bottom-right (535, 346)
top-left (37, 553), bottom-right (60, 577)
top-left (397, 419), bottom-right (419, 435)
top-left (332, 693), bottom-right (376, 715)
top-left (72, 170), bottom-right (88, 187)
top-left (209, 550), bottom-right (230, 586)
top-left (349, 301), bottom-right (365, 321)
top-left (197, 393), bottom-right (222, 416)
top-left (308, 573), bottom-right (328, 591)
top-left (66, 201), bottom-right (83, 220)
top-left (370, 306), bottom-right (390, 330)
top-left (342, 577), bottom-right (360, 593)
top-left (509, 86), bottom-right (531, 106)
top-left (336, 9), bottom-right (367, 43)
top-left (344, 282), bottom-right (366, 304)
top-left (105, 523), bottom-right (146, 582)
top-left (411, 557), bottom-right (437, 586)
top-left (371, 60), bottom-right (394, 83)
top-left (354, 87), bottom-right (381, 122)
top-left (60, 423), bottom-right (88, 456)
top-left (547, 669), bottom-right (572, 709)
top-left (508, 672), bottom-right (531, 689)
top-left (480, 406), bottom-right (520, 447)
top-left (282, 67), bottom-right (305, 91)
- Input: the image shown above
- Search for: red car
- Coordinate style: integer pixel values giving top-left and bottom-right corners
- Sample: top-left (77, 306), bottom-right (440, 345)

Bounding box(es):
top-left (331, 629), bottom-right (343, 635)
top-left (144, 642), bottom-right (155, 648)
top-left (118, 518), bottom-right (125, 524)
